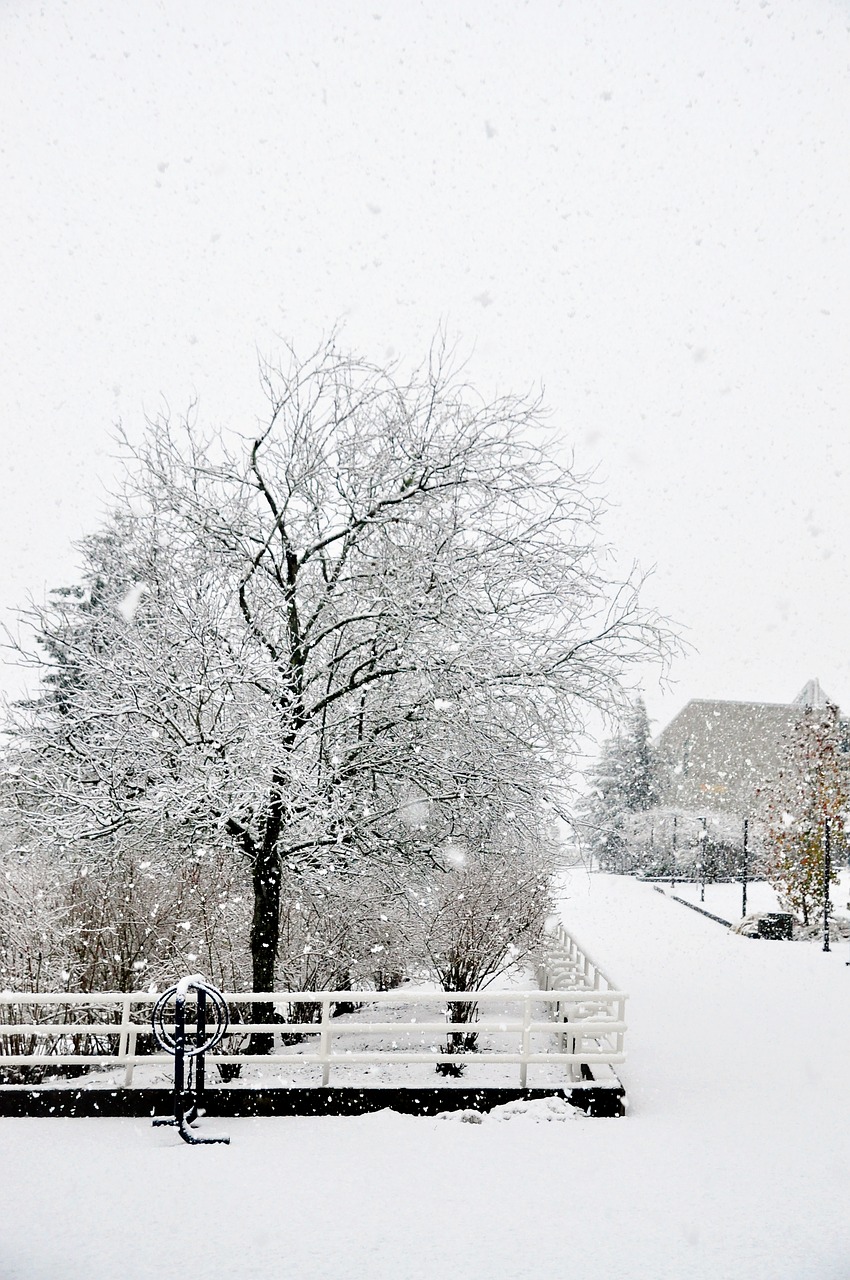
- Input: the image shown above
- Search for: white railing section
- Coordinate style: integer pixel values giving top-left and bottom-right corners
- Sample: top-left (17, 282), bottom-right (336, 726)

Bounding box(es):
top-left (0, 983), bottom-right (627, 1089)
top-left (536, 923), bottom-right (627, 1080)
top-left (538, 921), bottom-right (618, 993)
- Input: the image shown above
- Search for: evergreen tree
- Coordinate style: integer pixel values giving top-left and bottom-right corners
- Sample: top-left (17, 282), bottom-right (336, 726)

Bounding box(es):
top-left (28, 512), bottom-right (143, 717)
top-left (582, 736), bottom-right (628, 870)
top-left (582, 696), bottom-right (658, 871)
top-left (617, 699), bottom-right (658, 812)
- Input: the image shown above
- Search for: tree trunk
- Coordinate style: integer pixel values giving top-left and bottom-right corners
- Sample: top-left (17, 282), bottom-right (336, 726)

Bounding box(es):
top-left (436, 999), bottom-right (479, 1077)
top-left (249, 843), bottom-right (282, 1053)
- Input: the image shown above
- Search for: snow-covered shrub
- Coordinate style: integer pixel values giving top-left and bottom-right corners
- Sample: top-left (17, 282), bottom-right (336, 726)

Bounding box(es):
top-left (0, 840), bottom-right (251, 996)
top-left (273, 868), bottom-right (409, 1026)
top-left (406, 833), bottom-right (554, 1075)
top-left (0, 844), bottom-right (71, 993)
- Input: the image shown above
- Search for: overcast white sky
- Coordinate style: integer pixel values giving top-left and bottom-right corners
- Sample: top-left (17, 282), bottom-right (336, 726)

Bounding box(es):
top-left (2, 0), bottom-right (849, 739)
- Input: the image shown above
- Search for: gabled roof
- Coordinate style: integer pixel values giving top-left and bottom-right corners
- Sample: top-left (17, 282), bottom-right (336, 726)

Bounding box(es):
top-left (792, 678), bottom-right (831, 709)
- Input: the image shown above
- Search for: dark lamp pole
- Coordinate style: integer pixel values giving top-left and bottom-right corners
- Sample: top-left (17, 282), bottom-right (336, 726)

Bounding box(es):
top-left (823, 817), bottom-right (831, 953)
top-left (742, 817), bottom-right (749, 919)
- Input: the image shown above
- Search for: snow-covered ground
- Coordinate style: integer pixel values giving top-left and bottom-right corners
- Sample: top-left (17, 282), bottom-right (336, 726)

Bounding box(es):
top-left (657, 869), bottom-right (850, 931)
top-left (661, 877), bottom-right (781, 920)
top-left (3, 871), bottom-right (850, 1279)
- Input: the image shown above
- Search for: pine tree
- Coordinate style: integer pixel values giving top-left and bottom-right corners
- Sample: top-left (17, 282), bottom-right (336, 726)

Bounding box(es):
top-left (582, 736), bottom-right (628, 870)
top-left (618, 699), bottom-right (658, 812)
top-left (582, 696), bottom-right (658, 871)
top-left (29, 512), bottom-right (142, 717)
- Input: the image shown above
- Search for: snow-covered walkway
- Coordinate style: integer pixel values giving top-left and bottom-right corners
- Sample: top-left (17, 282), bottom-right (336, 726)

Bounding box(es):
top-left (2, 872), bottom-right (849, 1279)
top-left (558, 869), bottom-right (850, 1118)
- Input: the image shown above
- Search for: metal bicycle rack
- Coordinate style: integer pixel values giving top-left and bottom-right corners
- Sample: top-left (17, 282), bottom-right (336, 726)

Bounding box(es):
top-left (151, 976), bottom-right (231, 1146)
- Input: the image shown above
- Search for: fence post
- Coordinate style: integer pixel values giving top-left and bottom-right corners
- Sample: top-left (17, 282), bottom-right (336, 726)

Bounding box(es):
top-left (519, 995), bottom-right (531, 1088)
top-left (118, 994), bottom-right (133, 1085)
top-left (124, 1018), bottom-right (138, 1088)
top-left (320, 995), bottom-right (331, 1087)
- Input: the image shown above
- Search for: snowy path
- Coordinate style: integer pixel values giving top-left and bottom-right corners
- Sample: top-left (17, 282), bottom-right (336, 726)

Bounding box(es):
top-left (2, 872), bottom-right (850, 1279)
top-left (557, 869), bottom-right (850, 1117)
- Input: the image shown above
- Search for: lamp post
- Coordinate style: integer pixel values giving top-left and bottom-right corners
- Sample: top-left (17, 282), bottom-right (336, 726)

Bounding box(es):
top-left (671, 814), bottom-right (677, 891)
top-left (823, 816), bottom-right (831, 953)
top-left (700, 816), bottom-right (708, 903)
top-left (741, 817), bottom-right (749, 920)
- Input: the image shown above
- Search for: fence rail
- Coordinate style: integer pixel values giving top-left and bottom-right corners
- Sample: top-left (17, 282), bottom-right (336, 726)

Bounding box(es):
top-left (0, 970), bottom-right (627, 1090)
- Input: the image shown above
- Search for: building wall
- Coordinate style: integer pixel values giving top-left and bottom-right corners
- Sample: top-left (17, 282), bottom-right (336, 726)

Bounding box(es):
top-left (655, 699), bottom-right (802, 814)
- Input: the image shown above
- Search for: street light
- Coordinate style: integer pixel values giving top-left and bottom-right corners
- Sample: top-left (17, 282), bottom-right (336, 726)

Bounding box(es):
top-left (823, 816), bottom-right (831, 953)
top-left (699, 816), bottom-right (708, 903)
top-left (741, 817), bottom-right (749, 920)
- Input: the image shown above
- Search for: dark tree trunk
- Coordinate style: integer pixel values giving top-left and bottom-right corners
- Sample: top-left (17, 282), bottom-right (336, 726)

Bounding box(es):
top-left (436, 999), bottom-right (479, 1077)
top-left (249, 838), bottom-right (282, 1054)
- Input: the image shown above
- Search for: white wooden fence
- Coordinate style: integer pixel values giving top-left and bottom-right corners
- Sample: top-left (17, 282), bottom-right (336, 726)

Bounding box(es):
top-left (0, 927), bottom-right (626, 1091)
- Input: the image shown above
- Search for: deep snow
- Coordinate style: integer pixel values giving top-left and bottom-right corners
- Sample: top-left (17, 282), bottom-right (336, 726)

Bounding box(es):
top-left (2, 871), bottom-right (850, 1279)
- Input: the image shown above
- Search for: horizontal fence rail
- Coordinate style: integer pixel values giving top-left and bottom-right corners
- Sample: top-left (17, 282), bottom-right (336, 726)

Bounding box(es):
top-left (0, 979), bottom-right (627, 1090)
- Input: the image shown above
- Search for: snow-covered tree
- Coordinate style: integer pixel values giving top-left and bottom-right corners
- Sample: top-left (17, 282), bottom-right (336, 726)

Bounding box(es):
top-left (580, 736), bottom-right (629, 869)
top-left (4, 341), bottom-right (675, 1006)
top-left (760, 705), bottom-right (847, 925)
top-left (619, 698), bottom-right (658, 811)
top-left (581, 696), bottom-right (659, 870)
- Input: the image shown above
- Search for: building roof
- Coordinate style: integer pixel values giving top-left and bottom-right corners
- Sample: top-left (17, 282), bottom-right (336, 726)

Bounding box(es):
top-left (792, 677), bottom-right (831, 709)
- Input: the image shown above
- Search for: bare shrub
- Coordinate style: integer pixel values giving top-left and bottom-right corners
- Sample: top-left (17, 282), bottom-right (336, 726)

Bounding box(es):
top-left (407, 831), bottom-right (554, 1075)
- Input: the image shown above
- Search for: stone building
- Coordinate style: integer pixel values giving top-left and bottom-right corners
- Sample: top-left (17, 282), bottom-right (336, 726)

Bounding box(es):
top-left (654, 679), bottom-right (838, 817)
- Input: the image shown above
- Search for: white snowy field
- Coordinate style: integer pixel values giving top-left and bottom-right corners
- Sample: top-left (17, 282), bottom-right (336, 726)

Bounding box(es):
top-left (2, 872), bottom-right (850, 1280)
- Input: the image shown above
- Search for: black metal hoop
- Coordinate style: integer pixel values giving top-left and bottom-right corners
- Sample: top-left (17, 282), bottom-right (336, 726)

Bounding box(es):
top-left (152, 979), bottom-right (229, 1057)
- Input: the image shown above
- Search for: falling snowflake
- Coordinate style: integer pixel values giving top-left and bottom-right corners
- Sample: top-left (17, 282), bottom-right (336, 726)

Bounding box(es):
top-left (116, 582), bottom-right (148, 623)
